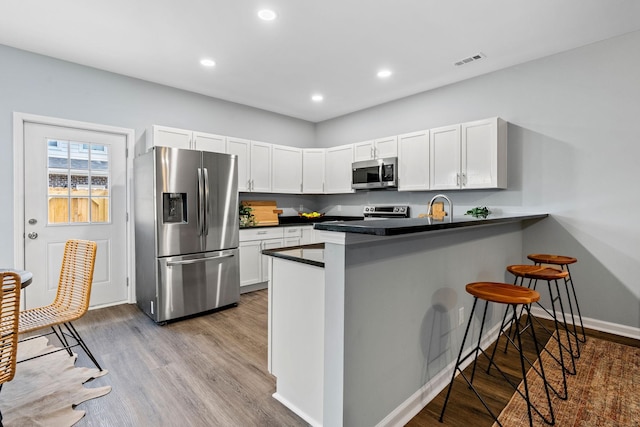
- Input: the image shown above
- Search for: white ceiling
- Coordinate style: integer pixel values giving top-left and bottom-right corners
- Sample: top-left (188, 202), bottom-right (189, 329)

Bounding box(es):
top-left (1, 1), bottom-right (640, 123)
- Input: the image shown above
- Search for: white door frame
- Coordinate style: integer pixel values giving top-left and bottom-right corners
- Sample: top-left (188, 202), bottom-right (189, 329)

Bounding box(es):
top-left (13, 112), bottom-right (136, 305)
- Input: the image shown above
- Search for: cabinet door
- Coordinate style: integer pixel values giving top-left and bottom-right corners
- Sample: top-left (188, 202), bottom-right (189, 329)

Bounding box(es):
top-left (193, 131), bottom-right (226, 153)
top-left (272, 144), bottom-right (302, 193)
top-left (300, 225), bottom-right (314, 245)
top-left (302, 149), bottom-right (325, 193)
top-left (227, 137), bottom-right (251, 191)
top-left (430, 124), bottom-right (461, 190)
top-left (353, 140), bottom-right (374, 162)
top-left (250, 141), bottom-right (272, 193)
top-left (462, 118), bottom-right (507, 189)
top-left (398, 130), bottom-right (429, 191)
top-left (374, 136), bottom-right (398, 159)
top-left (152, 125), bottom-right (192, 149)
top-left (325, 144), bottom-right (354, 193)
top-left (261, 238), bottom-right (284, 282)
top-left (239, 240), bottom-right (262, 287)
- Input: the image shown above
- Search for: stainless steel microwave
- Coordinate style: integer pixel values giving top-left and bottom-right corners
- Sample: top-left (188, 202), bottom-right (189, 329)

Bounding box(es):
top-left (351, 157), bottom-right (397, 190)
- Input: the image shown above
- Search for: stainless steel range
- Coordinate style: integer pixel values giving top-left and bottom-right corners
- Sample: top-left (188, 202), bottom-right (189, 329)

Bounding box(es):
top-left (362, 205), bottom-right (410, 220)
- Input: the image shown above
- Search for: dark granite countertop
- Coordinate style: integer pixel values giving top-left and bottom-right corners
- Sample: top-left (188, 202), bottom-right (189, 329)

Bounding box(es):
top-left (262, 243), bottom-right (325, 268)
top-left (313, 213), bottom-right (548, 236)
top-left (240, 215), bottom-right (363, 230)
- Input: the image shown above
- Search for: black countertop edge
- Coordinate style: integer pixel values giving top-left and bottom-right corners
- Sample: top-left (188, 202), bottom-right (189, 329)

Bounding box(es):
top-left (240, 216), bottom-right (364, 229)
top-left (312, 214), bottom-right (549, 236)
top-left (262, 243), bottom-right (325, 268)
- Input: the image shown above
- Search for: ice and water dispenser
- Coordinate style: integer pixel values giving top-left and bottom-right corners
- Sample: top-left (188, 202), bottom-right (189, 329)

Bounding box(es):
top-left (162, 193), bottom-right (187, 223)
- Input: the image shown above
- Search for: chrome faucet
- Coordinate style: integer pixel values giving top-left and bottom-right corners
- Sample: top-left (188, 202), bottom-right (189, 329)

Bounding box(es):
top-left (427, 194), bottom-right (453, 218)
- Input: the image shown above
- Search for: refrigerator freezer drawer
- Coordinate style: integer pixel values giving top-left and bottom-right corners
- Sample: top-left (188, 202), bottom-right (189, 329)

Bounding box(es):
top-left (155, 249), bottom-right (240, 322)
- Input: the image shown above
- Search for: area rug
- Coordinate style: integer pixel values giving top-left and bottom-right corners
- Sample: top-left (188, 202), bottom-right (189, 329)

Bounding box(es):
top-left (0, 337), bottom-right (111, 427)
top-left (493, 335), bottom-right (640, 426)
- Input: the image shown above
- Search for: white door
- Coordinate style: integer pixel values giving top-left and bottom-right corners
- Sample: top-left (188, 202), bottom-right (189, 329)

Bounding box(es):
top-left (373, 136), bottom-right (398, 159)
top-left (23, 122), bottom-right (128, 309)
top-left (272, 144), bottom-right (302, 193)
top-left (193, 131), bottom-right (226, 153)
top-left (227, 137), bottom-right (250, 191)
top-left (302, 149), bottom-right (326, 194)
top-left (430, 124), bottom-right (461, 190)
top-left (250, 141), bottom-right (272, 193)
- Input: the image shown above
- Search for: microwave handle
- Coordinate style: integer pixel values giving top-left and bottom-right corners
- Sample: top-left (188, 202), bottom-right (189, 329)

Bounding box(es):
top-left (379, 163), bottom-right (384, 184)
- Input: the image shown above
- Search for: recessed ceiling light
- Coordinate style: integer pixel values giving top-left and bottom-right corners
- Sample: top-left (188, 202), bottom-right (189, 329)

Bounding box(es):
top-left (258, 9), bottom-right (278, 21)
top-left (377, 69), bottom-right (392, 78)
top-left (200, 58), bottom-right (216, 67)
top-left (311, 94), bottom-right (324, 102)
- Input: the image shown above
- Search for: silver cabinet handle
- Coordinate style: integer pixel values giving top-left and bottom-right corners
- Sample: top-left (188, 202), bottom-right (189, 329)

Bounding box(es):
top-left (167, 253), bottom-right (234, 266)
top-left (456, 173), bottom-right (460, 186)
top-left (462, 173), bottom-right (467, 186)
top-left (257, 230), bottom-right (268, 235)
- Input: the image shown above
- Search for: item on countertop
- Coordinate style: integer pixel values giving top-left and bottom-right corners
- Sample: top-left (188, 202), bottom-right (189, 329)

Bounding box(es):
top-left (241, 200), bottom-right (280, 226)
top-left (299, 211), bottom-right (324, 219)
top-left (465, 206), bottom-right (491, 218)
top-left (239, 203), bottom-right (256, 227)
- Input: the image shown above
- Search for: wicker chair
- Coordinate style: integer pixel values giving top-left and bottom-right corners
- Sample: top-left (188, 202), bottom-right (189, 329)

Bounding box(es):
top-left (18, 239), bottom-right (102, 371)
top-left (0, 272), bottom-right (22, 424)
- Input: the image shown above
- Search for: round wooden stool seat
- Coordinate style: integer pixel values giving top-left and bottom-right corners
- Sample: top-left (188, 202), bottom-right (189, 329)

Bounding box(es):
top-left (527, 253), bottom-right (577, 265)
top-left (466, 282), bottom-right (540, 305)
top-left (507, 264), bottom-right (568, 280)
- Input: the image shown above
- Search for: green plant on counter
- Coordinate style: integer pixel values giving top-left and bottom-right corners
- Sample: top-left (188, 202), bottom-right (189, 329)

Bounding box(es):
top-left (465, 206), bottom-right (491, 219)
top-left (239, 203), bottom-right (256, 227)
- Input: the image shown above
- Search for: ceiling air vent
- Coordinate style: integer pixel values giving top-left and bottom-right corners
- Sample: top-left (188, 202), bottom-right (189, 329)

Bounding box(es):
top-left (454, 52), bottom-right (486, 67)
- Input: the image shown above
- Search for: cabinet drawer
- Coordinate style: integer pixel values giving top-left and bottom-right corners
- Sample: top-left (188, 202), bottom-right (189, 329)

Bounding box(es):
top-left (283, 226), bottom-right (302, 238)
top-left (240, 227), bottom-right (283, 241)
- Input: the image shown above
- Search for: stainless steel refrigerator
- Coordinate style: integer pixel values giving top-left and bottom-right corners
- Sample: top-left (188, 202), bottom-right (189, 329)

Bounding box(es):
top-left (134, 147), bottom-right (240, 323)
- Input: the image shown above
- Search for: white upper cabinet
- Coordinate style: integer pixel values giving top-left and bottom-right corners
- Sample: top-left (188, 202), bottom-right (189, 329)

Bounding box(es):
top-left (325, 144), bottom-right (354, 193)
top-left (353, 140), bottom-right (375, 162)
top-left (462, 118), bottom-right (507, 189)
top-left (226, 138), bottom-right (272, 192)
top-left (430, 117), bottom-right (507, 190)
top-left (398, 130), bottom-right (430, 191)
top-left (353, 136), bottom-right (398, 161)
top-left (302, 148), bottom-right (326, 194)
top-left (151, 126), bottom-right (226, 154)
top-left (193, 131), bottom-right (226, 153)
top-left (430, 124), bottom-right (461, 190)
top-left (272, 144), bottom-right (302, 193)
top-left (250, 141), bottom-right (272, 193)
top-left (226, 137), bottom-right (251, 192)
top-left (151, 125), bottom-right (193, 150)
top-left (373, 136), bottom-right (398, 159)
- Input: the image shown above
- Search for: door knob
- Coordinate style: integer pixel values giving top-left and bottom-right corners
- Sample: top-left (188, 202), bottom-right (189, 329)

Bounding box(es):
top-left (28, 232), bottom-right (38, 239)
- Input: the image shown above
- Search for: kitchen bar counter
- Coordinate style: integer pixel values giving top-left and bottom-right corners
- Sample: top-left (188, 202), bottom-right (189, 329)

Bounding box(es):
top-left (262, 243), bottom-right (324, 267)
top-left (313, 213), bottom-right (548, 236)
top-left (265, 212), bottom-right (549, 426)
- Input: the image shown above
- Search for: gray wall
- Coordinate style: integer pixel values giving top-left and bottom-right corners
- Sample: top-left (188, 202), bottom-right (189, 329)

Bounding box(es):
top-left (316, 31), bottom-right (640, 329)
top-left (0, 44), bottom-right (315, 264)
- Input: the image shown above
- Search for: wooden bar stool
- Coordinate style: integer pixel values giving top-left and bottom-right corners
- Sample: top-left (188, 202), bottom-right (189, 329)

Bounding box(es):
top-left (528, 254), bottom-right (586, 344)
top-left (490, 265), bottom-right (577, 402)
top-left (439, 282), bottom-right (554, 427)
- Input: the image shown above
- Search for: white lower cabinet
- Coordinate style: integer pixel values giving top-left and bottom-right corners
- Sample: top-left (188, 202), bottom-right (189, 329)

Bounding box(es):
top-left (300, 225), bottom-right (323, 244)
top-left (239, 227), bottom-right (304, 291)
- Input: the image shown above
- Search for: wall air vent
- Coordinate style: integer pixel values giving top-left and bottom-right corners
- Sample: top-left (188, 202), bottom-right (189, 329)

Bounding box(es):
top-left (454, 52), bottom-right (486, 67)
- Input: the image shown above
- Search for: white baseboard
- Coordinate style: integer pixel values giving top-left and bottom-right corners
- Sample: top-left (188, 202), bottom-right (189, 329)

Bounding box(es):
top-left (529, 306), bottom-right (640, 340)
top-left (272, 392), bottom-right (322, 427)
top-left (378, 308), bottom-right (640, 427)
top-left (376, 321), bottom-right (504, 427)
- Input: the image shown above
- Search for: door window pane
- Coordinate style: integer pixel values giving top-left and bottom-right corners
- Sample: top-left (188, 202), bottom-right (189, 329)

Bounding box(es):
top-left (47, 139), bottom-right (111, 224)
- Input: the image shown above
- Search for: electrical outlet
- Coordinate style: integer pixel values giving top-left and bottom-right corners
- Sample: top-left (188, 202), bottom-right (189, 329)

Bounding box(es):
top-left (458, 307), bottom-right (464, 326)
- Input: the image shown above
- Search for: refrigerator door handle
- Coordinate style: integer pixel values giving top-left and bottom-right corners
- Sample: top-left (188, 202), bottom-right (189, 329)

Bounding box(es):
top-left (203, 167), bottom-right (210, 236)
top-left (197, 167), bottom-right (204, 236)
top-left (166, 253), bottom-right (235, 266)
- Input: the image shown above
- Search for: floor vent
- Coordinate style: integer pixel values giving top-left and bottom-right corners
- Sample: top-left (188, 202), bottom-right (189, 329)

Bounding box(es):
top-left (454, 52), bottom-right (486, 67)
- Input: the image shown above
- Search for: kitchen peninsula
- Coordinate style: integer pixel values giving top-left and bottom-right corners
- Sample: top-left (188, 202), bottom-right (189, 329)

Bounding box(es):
top-left (264, 213), bottom-right (547, 427)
